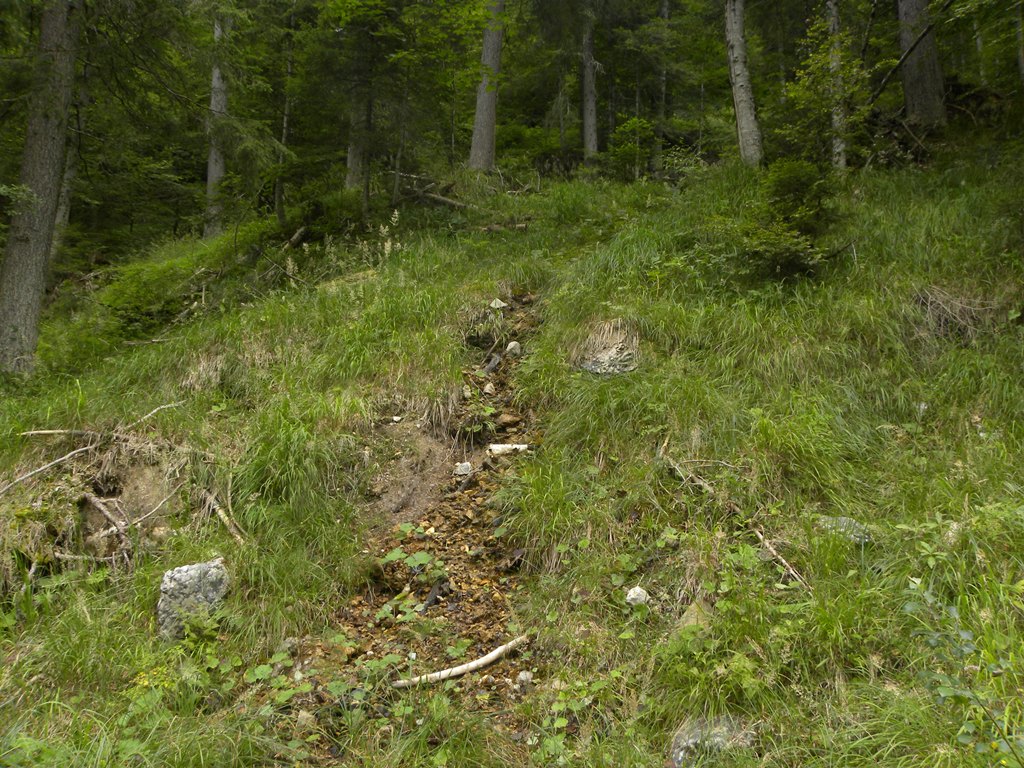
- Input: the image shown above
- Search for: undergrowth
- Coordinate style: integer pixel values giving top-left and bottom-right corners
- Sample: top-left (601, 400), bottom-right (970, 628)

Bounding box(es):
top-left (2, 141), bottom-right (1024, 766)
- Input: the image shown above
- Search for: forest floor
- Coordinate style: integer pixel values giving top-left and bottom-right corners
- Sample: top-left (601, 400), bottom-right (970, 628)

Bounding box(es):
top-left (2, 141), bottom-right (1024, 767)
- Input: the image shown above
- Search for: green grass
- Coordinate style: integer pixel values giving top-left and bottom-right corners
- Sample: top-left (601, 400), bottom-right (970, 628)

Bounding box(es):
top-left (3, 141), bottom-right (1024, 765)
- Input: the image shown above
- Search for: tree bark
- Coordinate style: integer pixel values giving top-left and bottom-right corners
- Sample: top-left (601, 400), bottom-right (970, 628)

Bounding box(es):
top-left (897, 0), bottom-right (946, 128)
top-left (0, 0), bottom-right (81, 374)
top-left (345, 87), bottom-right (370, 196)
top-left (274, 40), bottom-right (293, 229)
top-left (653, 0), bottom-right (670, 174)
top-left (51, 111), bottom-right (80, 260)
top-left (204, 16), bottom-right (231, 238)
top-left (827, 0), bottom-right (847, 169)
top-left (581, 16), bottom-right (599, 160)
top-left (725, 0), bottom-right (763, 166)
top-left (972, 19), bottom-right (987, 86)
top-left (1016, 1), bottom-right (1024, 88)
top-left (468, 0), bottom-right (505, 171)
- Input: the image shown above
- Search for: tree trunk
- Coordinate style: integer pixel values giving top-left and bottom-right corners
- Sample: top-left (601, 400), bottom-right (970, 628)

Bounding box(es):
top-left (468, 0), bottom-right (505, 171)
top-left (51, 112), bottom-right (80, 260)
top-left (581, 16), bottom-right (599, 160)
top-left (204, 16), bottom-right (231, 238)
top-left (827, 0), bottom-right (847, 169)
top-left (973, 18), bottom-right (986, 86)
top-left (897, 0), bottom-right (946, 128)
top-left (0, 0), bottom-right (81, 374)
top-left (1016, 1), bottom-right (1024, 88)
top-left (345, 87), bottom-right (370, 195)
top-left (725, 0), bottom-right (763, 166)
top-left (653, 0), bottom-right (670, 174)
top-left (274, 40), bottom-right (293, 229)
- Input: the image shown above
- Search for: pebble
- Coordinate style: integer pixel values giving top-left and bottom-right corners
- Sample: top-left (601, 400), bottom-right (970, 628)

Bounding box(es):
top-left (506, 341), bottom-right (523, 357)
top-left (626, 586), bottom-right (650, 607)
top-left (516, 670), bottom-right (534, 686)
top-left (454, 462), bottom-right (473, 476)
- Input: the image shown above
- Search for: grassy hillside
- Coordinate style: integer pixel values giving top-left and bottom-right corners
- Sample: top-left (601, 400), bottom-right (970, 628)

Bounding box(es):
top-left (2, 143), bottom-right (1023, 767)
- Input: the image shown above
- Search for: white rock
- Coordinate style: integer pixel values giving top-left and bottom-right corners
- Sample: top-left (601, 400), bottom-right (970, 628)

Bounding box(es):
top-left (506, 341), bottom-right (523, 358)
top-left (517, 671), bottom-right (534, 685)
top-left (392, 416), bottom-right (403, 423)
top-left (626, 586), bottom-right (650, 607)
top-left (488, 444), bottom-right (530, 456)
top-left (454, 462), bottom-right (473, 476)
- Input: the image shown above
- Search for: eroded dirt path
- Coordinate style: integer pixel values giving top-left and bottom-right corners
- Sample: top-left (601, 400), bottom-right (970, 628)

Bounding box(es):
top-left (286, 298), bottom-right (541, 755)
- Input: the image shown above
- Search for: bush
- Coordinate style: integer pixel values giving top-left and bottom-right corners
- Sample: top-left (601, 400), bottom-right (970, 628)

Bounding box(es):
top-left (740, 220), bottom-right (821, 281)
top-left (762, 159), bottom-right (836, 236)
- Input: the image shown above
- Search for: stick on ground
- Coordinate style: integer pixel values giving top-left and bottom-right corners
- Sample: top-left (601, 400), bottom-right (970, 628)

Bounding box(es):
top-left (753, 528), bottom-right (812, 591)
top-left (0, 445), bottom-right (97, 498)
top-left (392, 634), bottom-right (529, 689)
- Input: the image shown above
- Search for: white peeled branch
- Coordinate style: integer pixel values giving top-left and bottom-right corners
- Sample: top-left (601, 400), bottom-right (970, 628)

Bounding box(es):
top-left (487, 444), bottom-right (530, 456)
top-left (392, 634), bottom-right (529, 689)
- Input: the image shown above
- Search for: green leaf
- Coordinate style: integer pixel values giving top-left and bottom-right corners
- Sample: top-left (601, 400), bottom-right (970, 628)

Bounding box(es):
top-left (245, 664), bottom-right (273, 683)
top-left (405, 550), bottom-right (435, 568)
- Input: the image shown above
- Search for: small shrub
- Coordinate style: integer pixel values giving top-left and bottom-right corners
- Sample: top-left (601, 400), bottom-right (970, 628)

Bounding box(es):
top-left (740, 221), bottom-right (820, 281)
top-left (762, 159), bottom-right (836, 237)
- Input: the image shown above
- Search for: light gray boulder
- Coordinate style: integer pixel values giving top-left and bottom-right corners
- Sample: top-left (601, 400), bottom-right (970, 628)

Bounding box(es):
top-left (157, 558), bottom-right (229, 639)
top-left (668, 715), bottom-right (755, 768)
top-left (818, 515), bottom-right (873, 545)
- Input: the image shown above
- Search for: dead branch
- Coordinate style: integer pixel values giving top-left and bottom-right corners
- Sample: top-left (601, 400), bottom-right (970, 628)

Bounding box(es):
top-left (869, 0), bottom-right (955, 106)
top-left (418, 191), bottom-right (485, 212)
top-left (51, 551), bottom-right (119, 563)
top-left (84, 492), bottom-right (132, 551)
top-left (479, 222), bottom-right (529, 233)
top-left (200, 489), bottom-right (246, 545)
top-left (392, 634), bottom-right (529, 689)
top-left (752, 528), bottom-right (812, 591)
top-left (0, 445), bottom-right (97, 498)
top-left (124, 402), bottom-right (185, 431)
top-left (96, 483), bottom-right (183, 539)
top-left (18, 429), bottom-right (102, 439)
top-left (282, 226), bottom-right (307, 250)
top-left (264, 256), bottom-right (312, 286)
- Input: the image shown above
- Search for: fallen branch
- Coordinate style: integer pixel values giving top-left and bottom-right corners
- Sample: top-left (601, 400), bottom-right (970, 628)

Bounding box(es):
top-left (479, 222), bottom-right (529, 233)
top-left (96, 483), bottom-right (183, 539)
top-left (265, 256), bottom-right (312, 286)
top-left (418, 191), bottom-right (485, 212)
top-left (0, 445), bottom-right (96, 498)
top-left (51, 551), bottom-right (119, 563)
top-left (392, 634), bottom-right (529, 689)
top-left (84, 492), bottom-right (132, 551)
top-left (18, 429), bottom-right (102, 439)
top-left (124, 401), bottom-right (185, 431)
top-left (282, 226), bottom-right (307, 250)
top-left (752, 528), bottom-right (812, 592)
top-left (201, 489), bottom-right (246, 545)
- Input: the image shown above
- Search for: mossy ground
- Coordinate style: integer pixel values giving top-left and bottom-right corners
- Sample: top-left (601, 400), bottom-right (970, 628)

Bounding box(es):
top-left (2, 141), bottom-right (1023, 766)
